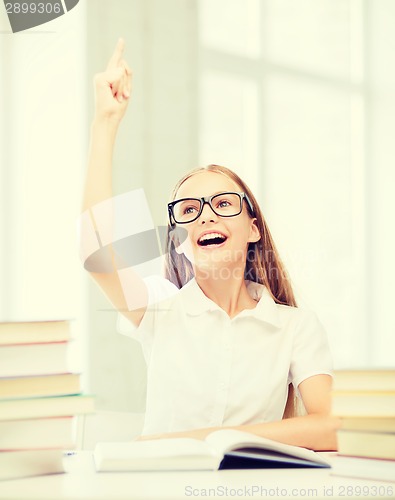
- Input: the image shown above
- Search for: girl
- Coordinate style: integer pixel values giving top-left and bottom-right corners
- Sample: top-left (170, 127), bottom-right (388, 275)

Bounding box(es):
top-left (82, 39), bottom-right (340, 451)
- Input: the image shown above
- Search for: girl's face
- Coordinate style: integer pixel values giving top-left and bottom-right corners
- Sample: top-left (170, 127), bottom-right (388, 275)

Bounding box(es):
top-left (173, 171), bottom-right (260, 275)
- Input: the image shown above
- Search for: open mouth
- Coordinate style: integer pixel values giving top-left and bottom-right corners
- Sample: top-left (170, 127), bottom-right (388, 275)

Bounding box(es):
top-left (197, 232), bottom-right (227, 247)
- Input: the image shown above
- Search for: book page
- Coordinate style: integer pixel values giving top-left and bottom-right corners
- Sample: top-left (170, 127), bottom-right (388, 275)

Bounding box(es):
top-left (205, 429), bottom-right (329, 466)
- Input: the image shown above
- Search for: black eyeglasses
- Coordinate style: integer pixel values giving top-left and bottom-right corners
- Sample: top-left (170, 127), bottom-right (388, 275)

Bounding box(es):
top-left (168, 191), bottom-right (254, 225)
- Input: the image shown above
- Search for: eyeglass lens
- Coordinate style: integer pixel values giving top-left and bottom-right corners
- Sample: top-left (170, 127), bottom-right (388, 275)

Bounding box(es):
top-left (172, 193), bottom-right (242, 223)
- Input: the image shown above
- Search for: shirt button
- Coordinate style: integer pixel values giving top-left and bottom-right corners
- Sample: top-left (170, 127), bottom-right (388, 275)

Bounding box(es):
top-left (219, 382), bottom-right (226, 390)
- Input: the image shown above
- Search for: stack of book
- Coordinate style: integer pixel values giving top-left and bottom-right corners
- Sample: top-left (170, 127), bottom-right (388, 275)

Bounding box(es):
top-left (0, 320), bottom-right (95, 481)
top-left (331, 369), bottom-right (395, 482)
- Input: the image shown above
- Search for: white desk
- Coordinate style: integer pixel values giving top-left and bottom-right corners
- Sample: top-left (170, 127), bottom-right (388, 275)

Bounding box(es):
top-left (0, 452), bottom-right (394, 500)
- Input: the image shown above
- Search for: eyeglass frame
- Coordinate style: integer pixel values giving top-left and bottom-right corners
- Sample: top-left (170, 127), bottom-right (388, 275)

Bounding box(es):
top-left (167, 191), bottom-right (255, 226)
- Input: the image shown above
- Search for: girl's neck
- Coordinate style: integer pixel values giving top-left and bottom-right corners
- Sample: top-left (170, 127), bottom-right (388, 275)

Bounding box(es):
top-left (194, 269), bottom-right (258, 319)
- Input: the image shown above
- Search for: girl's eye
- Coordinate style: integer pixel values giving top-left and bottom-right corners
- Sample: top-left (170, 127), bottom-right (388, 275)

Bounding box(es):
top-left (217, 199), bottom-right (231, 209)
top-left (183, 206), bottom-right (198, 215)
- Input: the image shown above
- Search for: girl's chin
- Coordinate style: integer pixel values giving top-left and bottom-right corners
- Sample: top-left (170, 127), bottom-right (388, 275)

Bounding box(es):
top-left (193, 255), bottom-right (242, 271)
top-left (192, 253), bottom-right (232, 268)
top-left (181, 246), bottom-right (246, 269)
top-left (195, 246), bottom-right (242, 262)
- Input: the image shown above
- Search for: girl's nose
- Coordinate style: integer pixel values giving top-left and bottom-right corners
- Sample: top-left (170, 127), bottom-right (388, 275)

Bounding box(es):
top-left (199, 202), bottom-right (218, 223)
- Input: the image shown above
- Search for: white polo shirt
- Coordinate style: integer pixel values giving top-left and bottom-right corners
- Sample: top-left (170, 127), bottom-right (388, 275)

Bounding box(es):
top-left (118, 276), bottom-right (333, 436)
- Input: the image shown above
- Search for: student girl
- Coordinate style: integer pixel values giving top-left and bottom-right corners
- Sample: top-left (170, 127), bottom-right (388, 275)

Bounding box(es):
top-left (81, 39), bottom-right (341, 451)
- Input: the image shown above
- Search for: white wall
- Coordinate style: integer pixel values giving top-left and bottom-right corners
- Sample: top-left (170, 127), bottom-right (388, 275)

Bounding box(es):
top-left (0, 0), bottom-right (87, 372)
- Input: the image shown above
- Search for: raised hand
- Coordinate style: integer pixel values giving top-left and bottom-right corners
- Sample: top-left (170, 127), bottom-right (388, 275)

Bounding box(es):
top-left (93, 38), bottom-right (132, 122)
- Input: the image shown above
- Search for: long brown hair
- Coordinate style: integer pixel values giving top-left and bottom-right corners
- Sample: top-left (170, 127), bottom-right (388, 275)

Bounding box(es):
top-left (163, 164), bottom-right (299, 417)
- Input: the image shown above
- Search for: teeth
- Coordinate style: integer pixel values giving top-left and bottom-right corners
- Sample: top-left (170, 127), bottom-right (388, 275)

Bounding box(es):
top-left (198, 232), bottom-right (226, 243)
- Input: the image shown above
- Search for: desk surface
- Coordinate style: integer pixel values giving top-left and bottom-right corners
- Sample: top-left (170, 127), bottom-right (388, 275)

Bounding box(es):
top-left (0, 452), bottom-right (394, 500)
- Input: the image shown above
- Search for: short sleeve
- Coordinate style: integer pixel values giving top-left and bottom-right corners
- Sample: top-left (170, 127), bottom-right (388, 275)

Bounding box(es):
top-left (288, 310), bottom-right (333, 393)
top-left (116, 275), bottom-right (179, 349)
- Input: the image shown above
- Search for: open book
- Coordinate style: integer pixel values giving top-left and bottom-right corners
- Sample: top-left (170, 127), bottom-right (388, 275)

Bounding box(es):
top-left (94, 429), bottom-right (331, 471)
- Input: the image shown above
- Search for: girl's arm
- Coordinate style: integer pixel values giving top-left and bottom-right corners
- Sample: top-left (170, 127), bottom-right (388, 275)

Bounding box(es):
top-left (81, 39), bottom-right (148, 328)
top-left (138, 375), bottom-right (341, 451)
top-left (229, 374), bottom-right (339, 451)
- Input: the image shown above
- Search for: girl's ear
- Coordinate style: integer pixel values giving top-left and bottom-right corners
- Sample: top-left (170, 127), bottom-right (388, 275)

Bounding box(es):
top-left (248, 218), bottom-right (261, 243)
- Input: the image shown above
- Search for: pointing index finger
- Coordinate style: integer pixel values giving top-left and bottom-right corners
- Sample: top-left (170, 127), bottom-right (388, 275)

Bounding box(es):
top-left (106, 38), bottom-right (125, 70)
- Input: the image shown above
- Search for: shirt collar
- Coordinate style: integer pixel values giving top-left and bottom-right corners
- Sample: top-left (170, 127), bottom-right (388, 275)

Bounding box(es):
top-left (181, 278), bottom-right (283, 329)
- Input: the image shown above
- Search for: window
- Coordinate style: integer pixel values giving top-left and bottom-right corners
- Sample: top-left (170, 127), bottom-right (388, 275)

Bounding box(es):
top-left (198, 0), bottom-right (395, 367)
